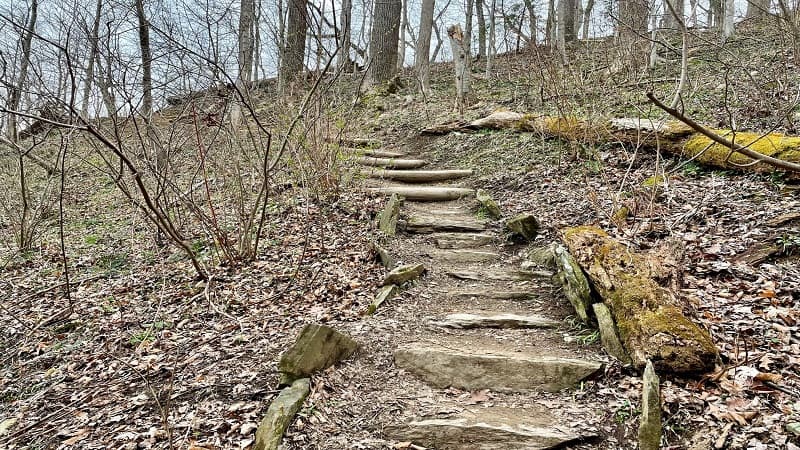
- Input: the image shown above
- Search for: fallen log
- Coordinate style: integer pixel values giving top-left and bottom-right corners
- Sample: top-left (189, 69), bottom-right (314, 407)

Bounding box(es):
top-left (357, 157), bottom-right (428, 169)
top-left (422, 110), bottom-right (800, 174)
top-left (363, 168), bottom-right (473, 183)
top-left (562, 226), bottom-right (718, 374)
top-left (366, 186), bottom-right (474, 201)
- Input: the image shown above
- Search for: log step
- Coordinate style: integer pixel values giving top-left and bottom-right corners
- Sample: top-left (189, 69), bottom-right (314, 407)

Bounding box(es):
top-left (425, 249), bottom-right (500, 263)
top-left (360, 149), bottom-right (406, 158)
top-left (394, 342), bottom-right (602, 392)
top-left (384, 406), bottom-right (590, 450)
top-left (447, 270), bottom-right (547, 282)
top-left (368, 186), bottom-right (475, 202)
top-left (433, 232), bottom-right (497, 249)
top-left (430, 312), bottom-right (560, 329)
top-left (365, 169), bottom-right (473, 183)
top-left (403, 214), bottom-right (487, 233)
top-left (357, 157), bottom-right (428, 169)
top-left (331, 137), bottom-right (382, 148)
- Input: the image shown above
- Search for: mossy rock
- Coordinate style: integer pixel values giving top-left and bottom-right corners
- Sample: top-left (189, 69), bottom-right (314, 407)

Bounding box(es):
top-left (378, 193), bottom-right (404, 236)
top-left (371, 241), bottom-right (396, 268)
top-left (506, 213), bottom-right (540, 242)
top-left (383, 263), bottom-right (425, 286)
top-left (368, 284), bottom-right (399, 315)
top-left (638, 361), bottom-right (662, 450)
top-left (553, 245), bottom-right (595, 323)
top-left (253, 378), bottom-right (311, 450)
top-left (476, 189), bottom-right (502, 219)
top-left (278, 324), bottom-right (358, 385)
top-left (592, 303), bottom-right (631, 364)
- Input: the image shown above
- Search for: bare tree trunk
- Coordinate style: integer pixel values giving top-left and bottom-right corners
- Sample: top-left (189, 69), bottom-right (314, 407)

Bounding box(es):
top-left (546, 0), bottom-right (556, 46)
top-left (563, 0), bottom-right (576, 43)
top-left (709, 0), bottom-right (722, 27)
top-left (617, 0), bottom-right (649, 71)
top-left (81, 0), bottom-right (102, 118)
top-left (476, 0), bottom-right (486, 58)
top-left (722, 0), bottom-right (735, 39)
top-left (367, 0), bottom-right (402, 85)
top-left (465, 0), bottom-right (474, 54)
top-left (338, 0), bottom-right (353, 69)
top-left (280, 0), bottom-right (308, 90)
top-left (135, 0), bottom-right (153, 116)
top-left (523, 0), bottom-right (537, 43)
top-left (746, 0), bottom-right (770, 17)
top-left (582, 0), bottom-right (594, 38)
top-left (486, 0), bottom-right (496, 75)
top-left (448, 24), bottom-right (471, 114)
top-left (397, 0), bottom-right (408, 69)
top-left (661, 0), bottom-right (683, 28)
top-left (416, 0), bottom-right (435, 93)
top-left (239, 0), bottom-right (256, 83)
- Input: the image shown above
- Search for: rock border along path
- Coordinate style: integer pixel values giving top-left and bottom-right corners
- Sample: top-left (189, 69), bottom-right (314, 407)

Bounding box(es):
top-left (353, 142), bottom-right (607, 449)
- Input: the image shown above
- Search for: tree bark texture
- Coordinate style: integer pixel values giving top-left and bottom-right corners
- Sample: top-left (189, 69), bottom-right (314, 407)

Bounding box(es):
top-left (135, 0), bottom-right (153, 116)
top-left (368, 0), bottom-right (402, 85)
top-left (280, 0), bottom-right (308, 90)
top-left (338, 0), bottom-right (353, 70)
top-left (562, 226), bottom-right (718, 374)
top-left (447, 24), bottom-right (471, 113)
top-left (415, 0), bottom-right (435, 93)
top-left (617, 0), bottom-right (649, 70)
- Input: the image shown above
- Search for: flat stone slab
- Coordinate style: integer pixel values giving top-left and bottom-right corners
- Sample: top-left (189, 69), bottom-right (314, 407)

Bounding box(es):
top-left (394, 343), bottom-right (602, 392)
top-left (446, 270), bottom-right (546, 282)
top-left (358, 157), bottom-right (428, 169)
top-left (253, 378), bottom-right (311, 450)
top-left (369, 186), bottom-right (475, 202)
top-left (404, 215), bottom-right (488, 233)
top-left (384, 406), bottom-right (588, 450)
top-left (449, 290), bottom-right (535, 300)
top-left (279, 324), bottom-right (358, 384)
top-left (430, 313), bottom-right (560, 329)
top-left (426, 249), bottom-right (500, 263)
top-left (434, 232), bottom-right (496, 249)
top-left (383, 263), bottom-right (426, 286)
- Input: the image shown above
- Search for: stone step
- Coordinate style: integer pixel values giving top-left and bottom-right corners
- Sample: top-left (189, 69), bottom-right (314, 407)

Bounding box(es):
top-left (433, 232), bottom-right (497, 249)
top-left (368, 186), bottom-right (475, 202)
top-left (430, 312), bottom-right (560, 329)
top-left (403, 214), bottom-right (487, 233)
top-left (425, 249), bottom-right (500, 263)
top-left (449, 290), bottom-right (534, 300)
top-left (364, 169), bottom-right (473, 183)
top-left (384, 406), bottom-right (591, 450)
top-left (446, 269), bottom-right (549, 282)
top-left (394, 343), bottom-right (602, 393)
top-left (360, 149), bottom-right (405, 158)
top-left (357, 156), bottom-right (428, 169)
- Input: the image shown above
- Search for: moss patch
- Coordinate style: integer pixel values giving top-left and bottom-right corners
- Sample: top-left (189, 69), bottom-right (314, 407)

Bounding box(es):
top-left (683, 130), bottom-right (800, 171)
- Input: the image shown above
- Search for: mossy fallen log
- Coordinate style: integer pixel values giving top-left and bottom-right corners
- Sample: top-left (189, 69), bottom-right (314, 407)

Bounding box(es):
top-left (424, 110), bottom-right (800, 174)
top-left (561, 226), bottom-right (718, 374)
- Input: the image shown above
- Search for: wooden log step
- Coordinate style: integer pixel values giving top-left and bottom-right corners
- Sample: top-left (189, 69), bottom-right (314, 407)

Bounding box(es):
top-left (430, 312), bottom-right (560, 329)
top-left (357, 157), bottom-right (428, 169)
top-left (394, 342), bottom-right (602, 392)
top-left (360, 149), bottom-right (406, 158)
top-left (364, 169), bottom-right (473, 183)
top-left (367, 186), bottom-right (475, 202)
top-left (384, 406), bottom-right (591, 450)
top-left (329, 137), bottom-right (382, 148)
top-left (404, 214), bottom-right (488, 233)
top-left (433, 232), bottom-right (496, 249)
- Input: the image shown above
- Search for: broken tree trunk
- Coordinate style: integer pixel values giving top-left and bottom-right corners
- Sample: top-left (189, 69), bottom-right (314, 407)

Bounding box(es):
top-left (422, 110), bottom-right (800, 175)
top-left (561, 226), bottom-right (718, 374)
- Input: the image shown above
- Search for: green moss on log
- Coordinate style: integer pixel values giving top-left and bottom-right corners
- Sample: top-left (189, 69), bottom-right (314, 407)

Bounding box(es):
top-left (562, 226), bottom-right (718, 374)
top-left (684, 131), bottom-right (800, 171)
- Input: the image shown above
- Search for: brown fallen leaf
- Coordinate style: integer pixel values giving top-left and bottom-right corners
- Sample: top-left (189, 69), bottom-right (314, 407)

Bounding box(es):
top-left (63, 429), bottom-right (90, 446)
top-left (754, 372), bottom-right (782, 383)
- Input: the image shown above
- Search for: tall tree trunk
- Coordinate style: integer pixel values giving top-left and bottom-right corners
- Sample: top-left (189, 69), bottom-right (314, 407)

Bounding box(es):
top-left (6, 0), bottom-right (37, 142)
top-left (709, 0), bottom-right (722, 27)
top-left (367, 0), bottom-right (402, 85)
top-left (746, 0), bottom-right (769, 17)
top-left (523, 0), bottom-right (537, 43)
top-left (722, 0), bottom-right (735, 38)
top-left (661, 0), bottom-right (684, 28)
top-left (280, 0), bottom-right (307, 90)
top-left (465, 0), bottom-right (474, 55)
top-left (476, 0), bottom-right (486, 58)
top-left (486, 0), bottom-right (496, 75)
top-left (416, 0), bottom-right (435, 93)
top-left (338, 0), bottom-right (353, 69)
top-left (239, 0), bottom-right (256, 83)
top-left (546, 0), bottom-right (556, 46)
top-left (81, 0), bottom-right (102, 118)
top-left (448, 24), bottom-right (471, 114)
top-left (582, 0), bottom-right (594, 38)
top-left (135, 0), bottom-right (153, 116)
top-left (617, 0), bottom-right (649, 71)
top-left (563, 0), bottom-right (576, 43)
top-left (398, 0), bottom-right (408, 69)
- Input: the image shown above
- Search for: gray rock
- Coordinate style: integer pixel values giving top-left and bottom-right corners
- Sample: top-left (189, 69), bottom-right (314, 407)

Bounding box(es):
top-left (426, 249), bottom-right (499, 263)
top-left (446, 269), bottom-right (546, 282)
top-left (430, 312), bottom-right (559, 329)
top-left (449, 290), bottom-right (533, 300)
top-left (787, 422), bottom-right (800, 436)
top-left (394, 343), bottom-right (602, 392)
top-left (476, 189), bottom-right (502, 219)
top-left (505, 213), bottom-right (540, 242)
top-left (278, 324), bottom-right (358, 385)
top-left (553, 245), bottom-right (595, 323)
top-left (371, 241), bottom-right (396, 268)
top-left (638, 360), bottom-right (662, 450)
top-left (378, 193), bottom-right (403, 236)
top-left (434, 232), bottom-right (496, 249)
top-left (368, 284), bottom-right (399, 315)
top-left (253, 378), bottom-right (310, 450)
top-left (592, 303), bottom-right (632, 364)
top-left (526, 243), bottom-right (558, 269)
top-left (384, 406), bottom-right (589, 450)
top-left (383, 263), bottom-right (425, 286)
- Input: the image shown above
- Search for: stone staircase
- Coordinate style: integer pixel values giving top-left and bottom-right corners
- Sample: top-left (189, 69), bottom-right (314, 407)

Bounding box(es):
top-left (352, 140), bottom-right (607, 449)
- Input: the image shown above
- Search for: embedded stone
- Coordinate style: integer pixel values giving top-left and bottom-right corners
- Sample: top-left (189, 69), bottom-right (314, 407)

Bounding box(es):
top-left (383, 263), bottom-right (425, 286)
top-left (592, 303), bottom-right (631, 364)
top-left (553, 245), bottom-right (595, 323)
top-left (253, 378), bottom-right (310, 450)
top-left (476, 189), bottom-right (502, 219)
top-left (638, 360), bottom-right (662, 450)
top-left (505, 213), bottom-right (540, 242)
top-left (378, 193), bottom-right (403, 236)
top-left (430, 313), bottom-right (559, 329)
top-left (368, 284), bottom-right (399, 315)
top-left (278, 324), bottom-right (358, 385)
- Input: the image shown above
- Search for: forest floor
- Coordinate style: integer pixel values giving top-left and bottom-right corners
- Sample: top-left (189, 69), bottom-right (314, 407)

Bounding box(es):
top-left (2, 19), bottom-right (800, 449)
